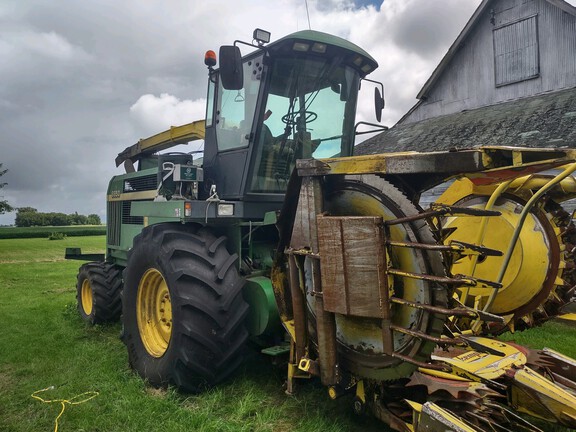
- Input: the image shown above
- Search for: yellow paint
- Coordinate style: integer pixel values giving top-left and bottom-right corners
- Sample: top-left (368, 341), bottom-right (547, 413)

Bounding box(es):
top-left (558, 313), bottom-right (576, 321)
top-left (424, 403), bottom-right (478, 431)
top-left (443, 196), bottom-right (552, 315)
top-left (107, 190), bottom-right (157, 202)
top-left (431, 337), bottom-right (526, 380)
top-left (282, 319), bottom-right (296, 341)
top-left (511, 366), bottom-right (576, 423)
top-left (80, 279), bottom-right (93, 316)
top-left (356, 380), bottom-right (366, 403)
top-left (406, 400), bottom-right (479, 431)
top-left (418, 368), bottom-right (471, 381)
top-left (137, 120), bottom-right (205, 152)
top-left (136, 268), bottom-right (172, 358)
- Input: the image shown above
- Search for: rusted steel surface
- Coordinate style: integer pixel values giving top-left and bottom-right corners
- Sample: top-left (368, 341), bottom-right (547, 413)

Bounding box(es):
top-left (296, 147), bottom-right (576, 179)
top-left (311, 248), bottom-right (338, 386)
top-left (288, 254), bottom-right (307, 361)
top-left (387, 239), bottom-right (502, 257)
top-left (390, 297), bottom-right (504, 323)
top-left (390, 352), bottom-right (449, 371)
top-left (289, 177), bottom-right (323, 251)
top-left (387, 267), bottom-right (503, 291)
top-left (390, 325), bottom-right (463, 345)
top-left (383, 205), bottom-right (500, 226)
top-left (317, 216), bottom-right (389, 319)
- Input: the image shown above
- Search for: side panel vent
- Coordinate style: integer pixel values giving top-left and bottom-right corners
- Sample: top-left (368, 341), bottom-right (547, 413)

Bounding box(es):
top-left (122, 201), bottom-right (144, 225)
top-left (107, 201), bottom-right (122, 246)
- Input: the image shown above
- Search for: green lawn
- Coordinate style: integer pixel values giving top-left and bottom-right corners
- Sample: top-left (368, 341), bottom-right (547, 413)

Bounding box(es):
top-left (0, 236), bottom-right (384, 432)
top-left (0, 236), bottom-right (574, 431)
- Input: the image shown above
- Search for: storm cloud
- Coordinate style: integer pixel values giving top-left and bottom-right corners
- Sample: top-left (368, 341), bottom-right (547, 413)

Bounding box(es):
top-left (1, 0), bottom-right (551, 224)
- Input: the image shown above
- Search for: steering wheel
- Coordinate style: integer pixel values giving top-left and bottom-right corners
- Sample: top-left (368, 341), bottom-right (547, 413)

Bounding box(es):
top-left (281, 110), bottom-right (317, 126)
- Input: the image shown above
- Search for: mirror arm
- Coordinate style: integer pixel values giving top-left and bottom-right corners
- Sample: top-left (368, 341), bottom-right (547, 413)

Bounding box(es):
top-left (353, 121), bottom-right (389, 136)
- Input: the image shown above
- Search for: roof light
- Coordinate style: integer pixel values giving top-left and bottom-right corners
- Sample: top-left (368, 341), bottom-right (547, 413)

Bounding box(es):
top-left (311, 42), bottom-right (327, 53)
top-left (253, 28), bottom-right (271, 45)
top-left (293, 42), bottom-right (310, 52)
top-left (353, 55), bottom-right (363, 66)
top-left (361, 64), bottom-right (374, 73)
top-left (204, 50), bottom-right (217, 67)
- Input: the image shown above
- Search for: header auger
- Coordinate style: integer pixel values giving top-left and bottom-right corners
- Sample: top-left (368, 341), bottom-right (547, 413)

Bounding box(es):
top-left (69, 28), bottom-right (576, 431)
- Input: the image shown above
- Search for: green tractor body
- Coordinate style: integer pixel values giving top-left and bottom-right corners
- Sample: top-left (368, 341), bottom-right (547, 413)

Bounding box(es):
top-left (88, 29), bottom-right (381, 337)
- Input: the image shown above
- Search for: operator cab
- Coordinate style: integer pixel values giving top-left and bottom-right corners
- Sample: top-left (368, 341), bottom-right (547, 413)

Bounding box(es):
top-left (202, 29), bottom-right (380, 202)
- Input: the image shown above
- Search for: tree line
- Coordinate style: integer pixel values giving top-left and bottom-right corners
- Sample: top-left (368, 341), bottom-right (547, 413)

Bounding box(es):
top-left (15, 207), bottom-right (101, 227)
top-left (1, 165), bottom-right (101, 227)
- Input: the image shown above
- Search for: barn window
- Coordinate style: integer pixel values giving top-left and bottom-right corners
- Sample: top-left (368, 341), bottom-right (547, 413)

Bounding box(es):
top-left (493, 15), bottom-right (539, 87)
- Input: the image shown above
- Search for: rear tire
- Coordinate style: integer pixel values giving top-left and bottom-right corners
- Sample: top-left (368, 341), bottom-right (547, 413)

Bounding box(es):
top-left (121, 223), bottom-right (249, 393)
top-left (76, 262), bottom-right (123, 324)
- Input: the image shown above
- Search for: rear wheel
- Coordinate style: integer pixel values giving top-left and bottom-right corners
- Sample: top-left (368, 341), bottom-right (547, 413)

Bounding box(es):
top-left (76, 262), bottom-right (122, 324)
top-left (121, 223), bottom-right (249, 393)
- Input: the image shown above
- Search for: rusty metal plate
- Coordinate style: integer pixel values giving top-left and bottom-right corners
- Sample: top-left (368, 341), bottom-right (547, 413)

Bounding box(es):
top-left (317, 215), bottom-right (387, 318)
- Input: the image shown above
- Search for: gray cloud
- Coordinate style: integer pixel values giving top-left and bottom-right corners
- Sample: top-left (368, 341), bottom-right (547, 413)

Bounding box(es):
top-left (388, 0), bottom-right (479, 59)
top-left (7, 0), bottom-right (571, 225)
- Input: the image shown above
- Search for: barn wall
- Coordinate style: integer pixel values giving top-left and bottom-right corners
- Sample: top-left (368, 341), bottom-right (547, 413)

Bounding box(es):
top-left (403, 0), bottom-right (576, 124)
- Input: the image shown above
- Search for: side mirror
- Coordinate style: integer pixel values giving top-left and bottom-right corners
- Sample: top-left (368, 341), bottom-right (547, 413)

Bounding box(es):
top-left (374, 87), bottom-right (385, 123)
top-left (219, 46), bottom-right (243, 90)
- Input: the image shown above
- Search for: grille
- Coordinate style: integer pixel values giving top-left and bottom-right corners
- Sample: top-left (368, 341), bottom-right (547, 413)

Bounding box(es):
top-left (122, 201), bottom-right (144, 225)
top-left (107, 201), bottom-right (122, 246)
top-left (123, 174), bottom-right (157, 192)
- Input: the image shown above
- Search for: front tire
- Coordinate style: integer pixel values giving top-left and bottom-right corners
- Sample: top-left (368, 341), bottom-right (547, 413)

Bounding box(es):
top-left (76, 262), bottom-right (122, 324)
top-left (121, 224), bottom-right (249, 393)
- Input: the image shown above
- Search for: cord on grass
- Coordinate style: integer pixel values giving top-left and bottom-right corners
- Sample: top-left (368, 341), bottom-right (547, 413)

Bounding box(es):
top-left (31, 386), bottom-right (99, 432)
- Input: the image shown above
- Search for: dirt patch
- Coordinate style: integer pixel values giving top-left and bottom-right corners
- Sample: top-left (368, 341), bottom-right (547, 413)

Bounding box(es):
top-left (145, 387), bottom-right (168, 398)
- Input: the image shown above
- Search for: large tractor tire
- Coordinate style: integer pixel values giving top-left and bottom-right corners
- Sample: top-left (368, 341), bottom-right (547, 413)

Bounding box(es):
top-left (121, 223), bottom-right (249, 393)
top-left (311, 175), bottom-right (448, 381)
top-left (76, 262), bottom-right (122, 324)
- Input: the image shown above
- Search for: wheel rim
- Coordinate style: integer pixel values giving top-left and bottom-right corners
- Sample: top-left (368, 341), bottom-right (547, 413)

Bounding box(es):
top-left (81, 279), bottom-right (93, 316)
top-left (137, 268), bottom-right (172, 358)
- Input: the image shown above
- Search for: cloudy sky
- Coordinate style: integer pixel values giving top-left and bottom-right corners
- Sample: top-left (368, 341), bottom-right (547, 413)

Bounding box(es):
top-left (0, 0), bottom-right (558, 225)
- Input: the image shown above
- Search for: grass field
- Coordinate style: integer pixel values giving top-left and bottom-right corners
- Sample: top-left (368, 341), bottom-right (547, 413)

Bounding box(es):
top-left (0, 236), bottom-right (575, 431)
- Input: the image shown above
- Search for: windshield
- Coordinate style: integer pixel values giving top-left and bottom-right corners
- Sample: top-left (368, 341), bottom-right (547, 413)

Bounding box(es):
top-left (249, 56), bottom-right (359, 193)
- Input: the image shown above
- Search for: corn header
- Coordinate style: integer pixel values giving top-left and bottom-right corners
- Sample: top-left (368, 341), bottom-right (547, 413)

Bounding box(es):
top-left (272, 146), bottom-right (576, 431)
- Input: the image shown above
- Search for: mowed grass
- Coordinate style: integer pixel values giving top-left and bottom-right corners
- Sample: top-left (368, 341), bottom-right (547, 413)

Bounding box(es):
top-left (1, 237), bottom-right (575, 432)
top-left (0, 236), bottom-right (385, 432)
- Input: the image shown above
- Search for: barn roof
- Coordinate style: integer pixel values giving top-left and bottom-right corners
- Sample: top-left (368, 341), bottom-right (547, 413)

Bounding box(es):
top-left (414, 0), bottom-right (576, 103)
top-left (354, 86), bottom-right (576, 155)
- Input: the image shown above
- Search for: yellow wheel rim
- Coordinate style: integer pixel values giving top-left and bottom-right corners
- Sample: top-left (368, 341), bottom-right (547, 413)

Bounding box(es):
top-left (137, 268), bottom-right (172, 358)
top-left (81, 279), bottom-right (93, 316)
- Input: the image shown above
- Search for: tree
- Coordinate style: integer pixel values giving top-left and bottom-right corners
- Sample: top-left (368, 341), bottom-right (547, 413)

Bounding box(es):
top-left (0, 163), bottom-right (14, 215)
top-left (86, 214), bottom-right (102, 225)
top-left (18, 207), bottom-right (38, 213)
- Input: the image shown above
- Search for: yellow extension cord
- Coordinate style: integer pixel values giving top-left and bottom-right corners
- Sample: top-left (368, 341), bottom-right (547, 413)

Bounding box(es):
top-left (31, 386), bottom-right (99, 432)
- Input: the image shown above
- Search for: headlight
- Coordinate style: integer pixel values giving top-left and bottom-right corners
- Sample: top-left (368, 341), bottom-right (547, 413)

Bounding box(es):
top-left (217, 203), bottom-right (234, 216)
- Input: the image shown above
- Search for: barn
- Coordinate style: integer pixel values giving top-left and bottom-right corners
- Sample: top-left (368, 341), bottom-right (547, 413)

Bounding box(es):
top-left (356, 0), bottom-right (576, 155)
